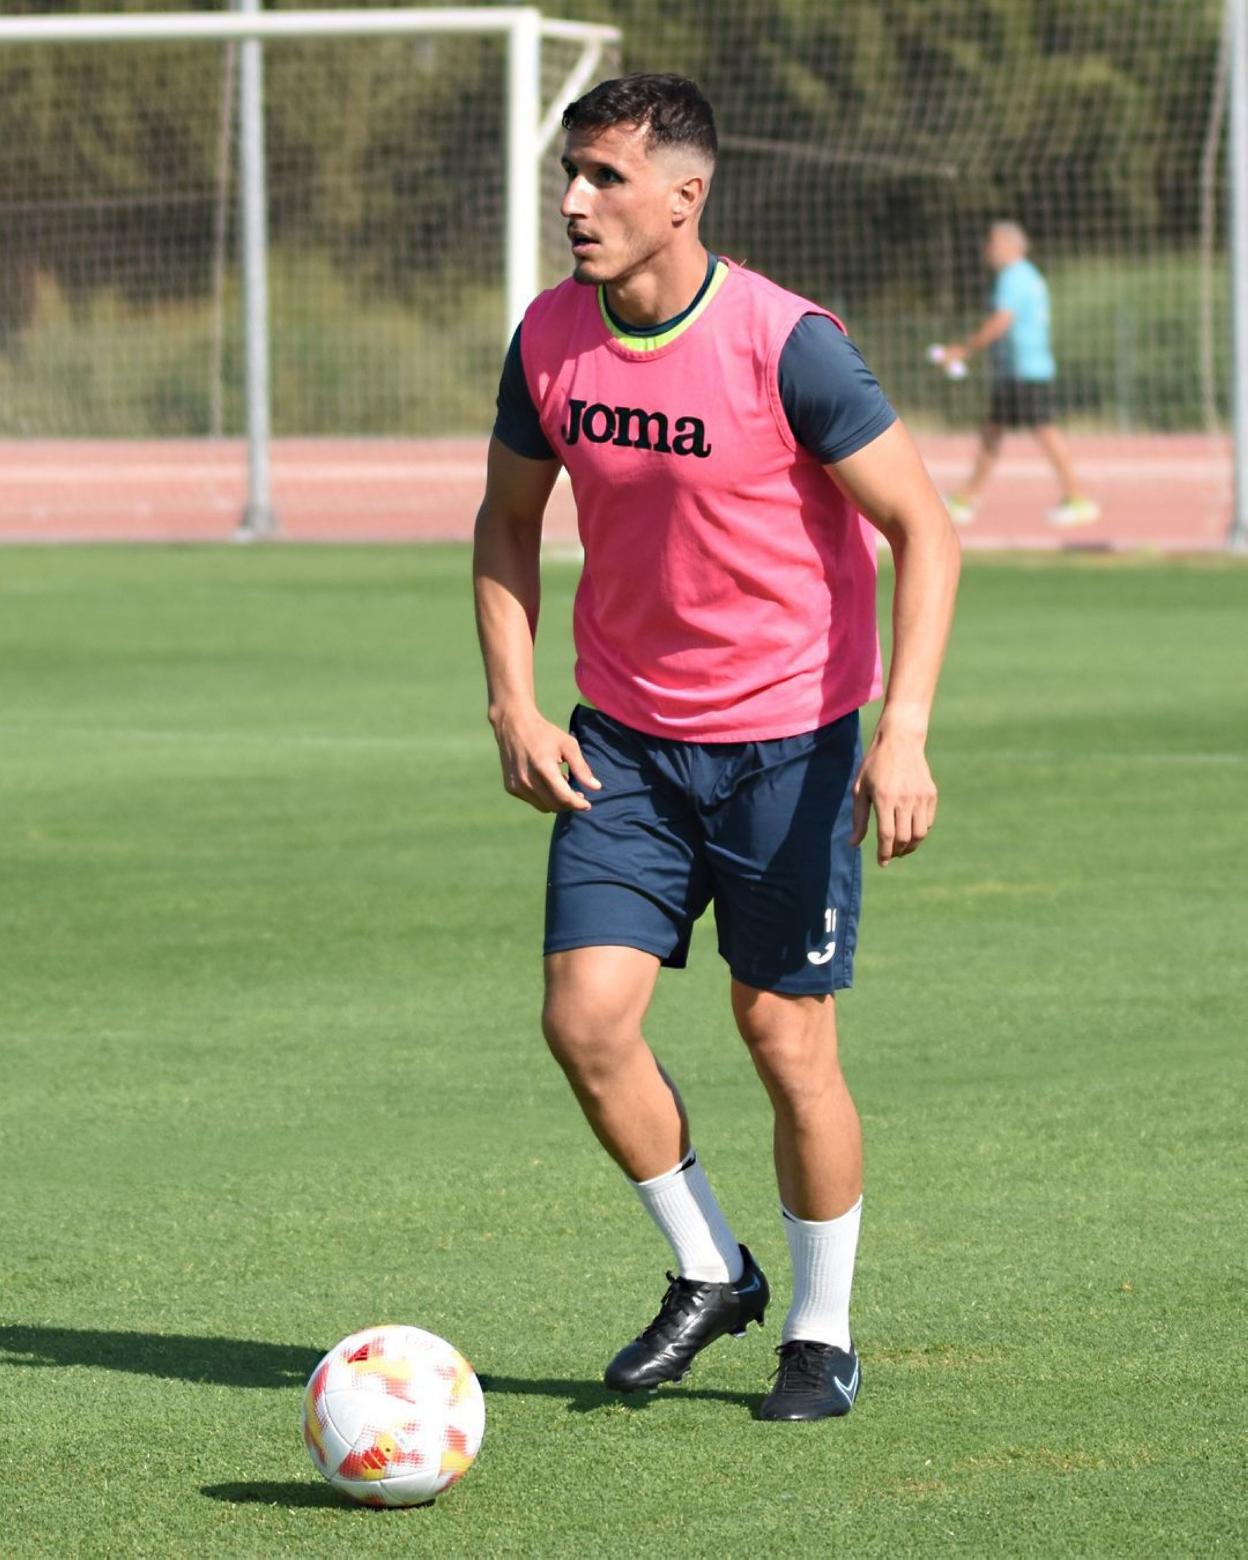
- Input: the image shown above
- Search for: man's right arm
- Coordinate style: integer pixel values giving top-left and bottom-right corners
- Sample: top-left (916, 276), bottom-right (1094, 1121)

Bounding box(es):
top-left (946, 307), bottom-right (1012, 364)
top-left (948, 269), bottom-right (1018, 363)
top-left (472, 435), bottom-right (600, 814)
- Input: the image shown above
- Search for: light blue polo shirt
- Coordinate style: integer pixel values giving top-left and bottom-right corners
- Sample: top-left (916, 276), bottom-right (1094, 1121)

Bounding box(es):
top-left (991, 258), bottom-right (1056, 382)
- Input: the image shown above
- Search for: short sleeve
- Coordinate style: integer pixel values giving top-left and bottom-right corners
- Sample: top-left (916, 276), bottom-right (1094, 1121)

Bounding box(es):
top-left (492, 325), bottom-right (556, 461)
top-left (993, 267), bottom-right (1023, 315)
top-left (777, 315), bottom-right (897, 464)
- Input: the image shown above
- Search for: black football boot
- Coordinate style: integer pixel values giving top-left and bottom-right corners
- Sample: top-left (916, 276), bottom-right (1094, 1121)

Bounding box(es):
top-left (757, 1339), bottom-right (861, 1420)
top-left (603, 1244), bottom-right (768, 1393)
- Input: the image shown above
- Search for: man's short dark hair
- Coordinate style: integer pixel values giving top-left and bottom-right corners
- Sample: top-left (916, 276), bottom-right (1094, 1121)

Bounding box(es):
top-left (562, 74), bottom-right (718, 163)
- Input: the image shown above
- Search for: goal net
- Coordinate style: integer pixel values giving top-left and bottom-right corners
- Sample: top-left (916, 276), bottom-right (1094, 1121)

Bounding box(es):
top-left (2, 17), bottom-right (631, 433)
top-left (626, 0), bottom-right (1229, 546)
top-left (642, 0), bottom-right (1229, 440)
top-left (0, 1), bottom-right (1230, 544)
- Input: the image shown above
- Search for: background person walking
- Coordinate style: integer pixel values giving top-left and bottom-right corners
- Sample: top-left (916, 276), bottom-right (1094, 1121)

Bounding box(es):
top-left (941, 222), bottom-right (1099, 529)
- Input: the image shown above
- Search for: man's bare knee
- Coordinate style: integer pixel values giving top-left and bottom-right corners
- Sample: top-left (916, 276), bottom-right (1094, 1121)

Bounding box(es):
top-left (732, 984), bottom-right (841, 1101)
top-left (542, 945), bottom-right (660, 1082)
top-left (541, 995), bottom-right (631, 1079)
top-left (747, 1032), bottom-right (839, 1106)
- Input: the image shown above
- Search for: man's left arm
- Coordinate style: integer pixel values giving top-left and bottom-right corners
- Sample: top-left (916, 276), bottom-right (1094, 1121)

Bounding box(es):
top-left (825, 421), bottom-right (961, 866)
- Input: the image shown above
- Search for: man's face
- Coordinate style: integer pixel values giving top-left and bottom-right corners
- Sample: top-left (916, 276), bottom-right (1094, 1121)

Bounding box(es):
top-left (984, 228), bottom-right (1020, 270)
top-left (560, 122), bottom-right (694, 286)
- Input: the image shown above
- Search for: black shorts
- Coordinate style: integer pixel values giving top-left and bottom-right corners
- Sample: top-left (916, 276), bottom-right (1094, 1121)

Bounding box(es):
top-left (989, 379), bottom-right (1055, 429)
top-left (545, 705), bottom-right (863, 995)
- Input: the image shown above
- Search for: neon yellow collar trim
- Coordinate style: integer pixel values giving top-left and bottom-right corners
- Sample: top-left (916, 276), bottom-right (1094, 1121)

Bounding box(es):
top-left (598, 261), bottom-right (729, 351)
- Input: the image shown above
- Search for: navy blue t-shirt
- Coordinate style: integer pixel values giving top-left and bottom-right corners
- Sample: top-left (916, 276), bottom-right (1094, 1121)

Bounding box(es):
top-left (493, 258), bottom-right (896, 464)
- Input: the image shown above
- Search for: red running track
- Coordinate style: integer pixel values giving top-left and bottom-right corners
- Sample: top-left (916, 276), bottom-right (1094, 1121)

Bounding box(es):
top-left (0, 433), bottom-right (1232, 550)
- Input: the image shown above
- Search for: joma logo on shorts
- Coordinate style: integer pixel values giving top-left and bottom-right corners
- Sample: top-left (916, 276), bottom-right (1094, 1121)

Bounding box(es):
top-left (807, 907), bottom-right (838, 966)
top-left (562, 399), bottom-right (712, 458)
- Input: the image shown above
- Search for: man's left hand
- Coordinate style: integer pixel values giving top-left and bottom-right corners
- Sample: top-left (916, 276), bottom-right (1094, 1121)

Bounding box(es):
top-left (850, 729), bottom-right (938, 866)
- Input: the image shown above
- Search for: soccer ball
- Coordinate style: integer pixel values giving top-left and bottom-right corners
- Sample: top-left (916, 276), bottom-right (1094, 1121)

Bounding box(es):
top-left (301, 1324), bottom-right (485, 1507)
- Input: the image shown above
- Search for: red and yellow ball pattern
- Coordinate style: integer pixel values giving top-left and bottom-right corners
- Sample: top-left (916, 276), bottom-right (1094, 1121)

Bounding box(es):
top-left (301, 1325), bottom-right (485, 1507)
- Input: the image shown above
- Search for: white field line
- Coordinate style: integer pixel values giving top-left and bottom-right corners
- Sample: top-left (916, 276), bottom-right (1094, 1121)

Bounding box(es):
top-left (0, 724), bottom-right (1239, 766)
top-left (0, 461), bottom-right (486, 485)
top-left (0, 457), bottom-right (1225, 487)
top-left (0, 722), bottom-right (490, 751)
top-left (983, 749), bottom-right (1244, 766)
top-left (921, 456), bottom-right (1226, 481)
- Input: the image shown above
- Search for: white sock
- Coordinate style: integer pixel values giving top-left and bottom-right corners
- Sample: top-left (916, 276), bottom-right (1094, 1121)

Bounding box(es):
top-left (629, 1151), bottom-right (744, 1283)
top-left (781, 1196), bottom-right (863, 1351)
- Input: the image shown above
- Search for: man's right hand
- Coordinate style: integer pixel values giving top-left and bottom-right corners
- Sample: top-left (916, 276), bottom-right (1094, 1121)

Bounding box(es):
top-left (490, 707), bottom-right (602, 813)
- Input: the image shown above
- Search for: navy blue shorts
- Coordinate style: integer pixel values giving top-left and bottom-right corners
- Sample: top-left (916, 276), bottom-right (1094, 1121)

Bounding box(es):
top-left (544, 706), bottom-right (863, 995)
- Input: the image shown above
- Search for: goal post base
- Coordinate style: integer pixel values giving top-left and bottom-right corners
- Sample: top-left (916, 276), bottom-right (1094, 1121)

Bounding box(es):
top-left (235, 504), bottom-right (279, 543)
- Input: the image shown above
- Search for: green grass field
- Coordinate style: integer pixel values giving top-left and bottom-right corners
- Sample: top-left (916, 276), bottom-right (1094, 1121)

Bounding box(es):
top-left (1, 547), bottom-right (1245, 1556)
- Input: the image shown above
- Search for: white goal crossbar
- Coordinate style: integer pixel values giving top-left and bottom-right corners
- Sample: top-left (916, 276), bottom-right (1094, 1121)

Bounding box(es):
top-left (0, 8), bottom-right (616, 44)
top-left (0, 7), bottom-right (620, 537)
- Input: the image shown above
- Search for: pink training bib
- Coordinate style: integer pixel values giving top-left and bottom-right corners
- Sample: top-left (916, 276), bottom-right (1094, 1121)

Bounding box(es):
top-left (521, 260), bottom-right (882, 742)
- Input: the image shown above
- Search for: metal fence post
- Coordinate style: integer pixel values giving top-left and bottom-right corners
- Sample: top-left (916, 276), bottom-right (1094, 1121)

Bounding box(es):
top-left (504, 8), bottom-right (542, 343)
top-left (235, 0), bottom-right (276, 539)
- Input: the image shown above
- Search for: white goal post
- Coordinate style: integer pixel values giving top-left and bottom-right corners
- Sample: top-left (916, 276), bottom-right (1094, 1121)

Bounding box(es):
top-left (1231, 0), bottom-right (1248, 550)
top-left (0, 6), bottom-right (620, 537)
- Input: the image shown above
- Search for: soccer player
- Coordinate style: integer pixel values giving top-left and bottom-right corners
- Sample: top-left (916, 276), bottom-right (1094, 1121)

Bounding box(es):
top-left (942, 221), bottom-right (1100, 528)
top-left (473, 75), bottom-right (960, 1421)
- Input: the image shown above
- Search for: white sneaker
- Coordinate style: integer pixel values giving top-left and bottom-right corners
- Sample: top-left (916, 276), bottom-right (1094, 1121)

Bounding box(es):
top-left (943, 493), bottom-right (977, 526)
top-left (1048, 497), bottom-right (1101, 527)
